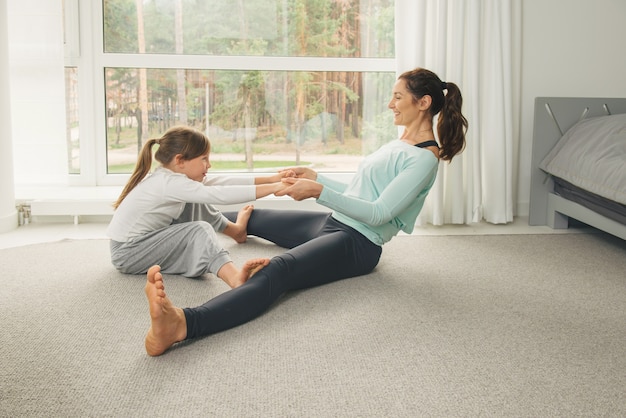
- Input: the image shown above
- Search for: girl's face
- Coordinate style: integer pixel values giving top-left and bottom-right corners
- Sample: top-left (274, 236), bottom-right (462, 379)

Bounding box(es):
top-left (388, 78), bottom-right (420, 127)
top-left (179, 152), bottom-right (211, 182)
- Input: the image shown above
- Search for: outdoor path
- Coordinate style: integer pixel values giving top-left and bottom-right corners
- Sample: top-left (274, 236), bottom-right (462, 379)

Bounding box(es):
top-left (108, 147), bottom-right (362, 171)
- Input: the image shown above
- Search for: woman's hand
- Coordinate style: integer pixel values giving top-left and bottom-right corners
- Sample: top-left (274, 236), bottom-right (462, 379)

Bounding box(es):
top-left (275, 177), bottom-right (323, 201)
top-left (279, 166), bottom-right (317, 181)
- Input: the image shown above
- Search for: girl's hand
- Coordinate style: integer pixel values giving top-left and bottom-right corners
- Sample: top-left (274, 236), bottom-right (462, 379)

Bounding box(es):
top-left (278, 169), bottom-right (297, 179)
top-left (275, 177), bottom-right (323, 201)
top-left (272, 179), bottom-right (291, 195)
top-left (263, 170), bottom-right (296, 184)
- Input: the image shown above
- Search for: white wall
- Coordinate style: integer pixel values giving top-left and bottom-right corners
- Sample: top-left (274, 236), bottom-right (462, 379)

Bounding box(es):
top-left (7, 0), bottom-right (67, 187)
top-left (0, 1), bottom-right (17, 232)
top-left (517, 0), bottom-right (626, 215)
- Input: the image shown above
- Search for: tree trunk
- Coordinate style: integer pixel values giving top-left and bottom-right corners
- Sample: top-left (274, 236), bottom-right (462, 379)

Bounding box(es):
top-left (244, 95), bottom-right (253, 169)
top-left (175, 0), bottom-right (187, 125)
top-left (136, 0), bottom-right (149, 146)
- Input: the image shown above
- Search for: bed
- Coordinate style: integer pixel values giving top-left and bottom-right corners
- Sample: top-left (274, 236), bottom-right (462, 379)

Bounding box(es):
top-left (528, 97), bottom-right (626, 241)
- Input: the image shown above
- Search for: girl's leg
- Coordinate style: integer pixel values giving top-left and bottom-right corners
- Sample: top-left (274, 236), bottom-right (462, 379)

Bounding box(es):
top-left (179, 203), bottom-right (254, 244)
top-left (174, 203), bottom-right (229, 233)
top-left (220, 205), bottom-right (254, 243)
top-left (111, 222), bottom-right (230, 277)
top-left (223, 209), bottom-right (332, 249)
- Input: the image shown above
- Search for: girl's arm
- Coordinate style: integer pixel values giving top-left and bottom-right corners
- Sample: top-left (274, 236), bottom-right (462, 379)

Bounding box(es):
top-left (204, 171), bottom-right (290, 186)
top-left (255, 182), bottom-right (289, 199)
top-left (253, 171), bottom-right (294, 185)
top-left (201, 171), bottom-right (292, 201)
top-left (205, 169), bottom-right (295, 187)
top-left (253, 170), bottom-right (297, 197)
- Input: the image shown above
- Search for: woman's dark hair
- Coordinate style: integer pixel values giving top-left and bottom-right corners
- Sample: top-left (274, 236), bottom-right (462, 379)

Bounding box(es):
top-left (113, 126), bottom-right (210, 209)
top-left (399, 68), bottom-right (468, 162)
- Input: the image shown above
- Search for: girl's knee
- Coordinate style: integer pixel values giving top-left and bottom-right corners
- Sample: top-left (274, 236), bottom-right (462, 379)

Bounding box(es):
top-left (187, 221), bottom-right (217, 239)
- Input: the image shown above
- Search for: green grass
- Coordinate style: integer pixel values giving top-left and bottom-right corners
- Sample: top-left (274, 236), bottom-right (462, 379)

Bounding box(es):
top-left (107, 160), bottom-right (310, 174)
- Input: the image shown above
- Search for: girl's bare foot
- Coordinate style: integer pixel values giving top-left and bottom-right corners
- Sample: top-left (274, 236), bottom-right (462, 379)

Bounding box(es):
top-left (222, 205), bottom-right (254, 243)
top-left (241, 257), bottom-right (270, 280)
top-left (217, 258), bottom-right (270, 288)
top-left (144, 265), bottom-right (188, 356)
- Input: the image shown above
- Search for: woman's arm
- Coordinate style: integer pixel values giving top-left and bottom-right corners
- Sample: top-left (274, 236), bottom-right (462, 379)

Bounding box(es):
top-left (317, 165), bottom-right (436, 225)
top-left (276, 167), bottom-right (349, 195)
top-left (316, 174), bottom-right (348, 194)
top-left (278, 160), bottom-right (437, 226)
top-left (275, 178), bottom-right (323, 200)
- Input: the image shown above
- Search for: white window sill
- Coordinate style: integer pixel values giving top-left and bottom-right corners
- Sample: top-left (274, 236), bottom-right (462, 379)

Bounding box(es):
top-left (15, 185), bottom-right (327, 224)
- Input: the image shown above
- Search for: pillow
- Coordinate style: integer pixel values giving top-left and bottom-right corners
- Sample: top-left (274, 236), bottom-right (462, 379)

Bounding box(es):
top-left (540, 113), bottom-right (626, 205)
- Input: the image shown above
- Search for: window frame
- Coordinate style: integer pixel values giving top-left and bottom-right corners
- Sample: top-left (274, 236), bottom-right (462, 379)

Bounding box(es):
top-left (67, 0), bottom-right (396, 186)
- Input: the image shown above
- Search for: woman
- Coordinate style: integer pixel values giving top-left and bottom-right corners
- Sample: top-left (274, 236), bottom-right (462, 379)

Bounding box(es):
top-left (143, 68), bottom-right (468, 356)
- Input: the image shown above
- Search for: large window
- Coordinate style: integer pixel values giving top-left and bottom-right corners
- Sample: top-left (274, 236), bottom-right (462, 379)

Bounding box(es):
top-left (103, 0), bottom-right (394, 58)
top-left (105, 68), bottom-right (395, 173)
top-left (67, 0), bottom-right (396, 183)
top-left (65, 67), bottom-right (80, 174)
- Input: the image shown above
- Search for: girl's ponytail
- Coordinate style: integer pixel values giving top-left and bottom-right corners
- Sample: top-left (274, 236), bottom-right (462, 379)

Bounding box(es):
top-left (112, 138), bottom-right (158, 209)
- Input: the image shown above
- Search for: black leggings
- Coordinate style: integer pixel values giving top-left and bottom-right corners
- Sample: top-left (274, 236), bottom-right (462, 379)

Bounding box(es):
top-left (183, 209), bottom-right (382, 339)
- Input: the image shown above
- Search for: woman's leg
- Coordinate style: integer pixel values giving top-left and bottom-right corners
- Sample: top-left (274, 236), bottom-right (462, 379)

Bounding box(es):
top-left (223, 209), bottom-right (332, 249)
top-left (144, 266), bottom-right (187, 356)
top-left (183, 222), bottom-right (382, 338)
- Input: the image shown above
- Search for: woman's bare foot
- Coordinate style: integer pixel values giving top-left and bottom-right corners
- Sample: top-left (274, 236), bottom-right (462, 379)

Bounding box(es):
top-left (222, 205), bottom-right (254, 243)
top-left (144, 265), bottom-right (188, 356)
top-left (217, 258), bottom-right (270, 288)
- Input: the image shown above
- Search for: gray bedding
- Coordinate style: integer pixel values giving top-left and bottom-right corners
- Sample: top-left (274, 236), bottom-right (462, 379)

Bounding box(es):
top-left (540, 112), bottom-right (626, 226)
top-left (553, 177), bottom-right (626, 225)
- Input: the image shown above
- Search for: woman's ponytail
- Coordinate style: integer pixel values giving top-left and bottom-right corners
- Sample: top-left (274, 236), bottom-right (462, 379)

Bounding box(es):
top-left (437, 82), bottom-right (467, 162)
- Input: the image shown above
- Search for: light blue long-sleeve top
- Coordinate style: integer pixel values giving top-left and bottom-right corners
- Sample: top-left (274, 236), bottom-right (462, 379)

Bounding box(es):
top-left (316, 140), bottom-right (439, 246)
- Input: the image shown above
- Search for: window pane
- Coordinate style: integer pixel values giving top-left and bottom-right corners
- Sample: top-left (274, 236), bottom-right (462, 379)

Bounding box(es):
top-left (105, 68), bottom-right (395, 173)
top-left (103, 0), bottom-right (394, 58)
top-left (65, 67), bottom-right (80, 174)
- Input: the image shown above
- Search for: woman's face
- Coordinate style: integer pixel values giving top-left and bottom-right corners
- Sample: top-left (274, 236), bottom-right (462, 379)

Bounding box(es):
top-left (388, 78), bottom-right (420, 127)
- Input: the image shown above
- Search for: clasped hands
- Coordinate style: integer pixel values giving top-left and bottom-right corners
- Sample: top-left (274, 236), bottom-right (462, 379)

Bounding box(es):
top-left (273, 167), bottom-right (323, 201)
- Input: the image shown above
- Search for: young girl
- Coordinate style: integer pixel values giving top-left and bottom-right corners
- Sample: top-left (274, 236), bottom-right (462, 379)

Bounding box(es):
top-left (107, 126), bottom-right (288, 288)
top-left (142, 67), bottom-right (469, 356)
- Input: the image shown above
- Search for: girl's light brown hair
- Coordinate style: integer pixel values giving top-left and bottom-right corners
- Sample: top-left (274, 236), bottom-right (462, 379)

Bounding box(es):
top-left (113, 126), bottom-right (210, 209)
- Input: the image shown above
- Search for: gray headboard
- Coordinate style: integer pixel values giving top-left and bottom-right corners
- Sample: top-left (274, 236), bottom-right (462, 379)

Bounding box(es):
top-left (528, 97), bottom-right (626, 226)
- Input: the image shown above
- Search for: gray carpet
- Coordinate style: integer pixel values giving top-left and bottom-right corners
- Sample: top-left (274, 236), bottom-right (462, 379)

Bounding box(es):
top-left (1, 232), bottom-right (625, 417)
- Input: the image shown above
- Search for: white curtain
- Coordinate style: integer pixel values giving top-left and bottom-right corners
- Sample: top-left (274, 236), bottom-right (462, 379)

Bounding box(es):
top-left (395, 0), bottom-right (521, 225)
